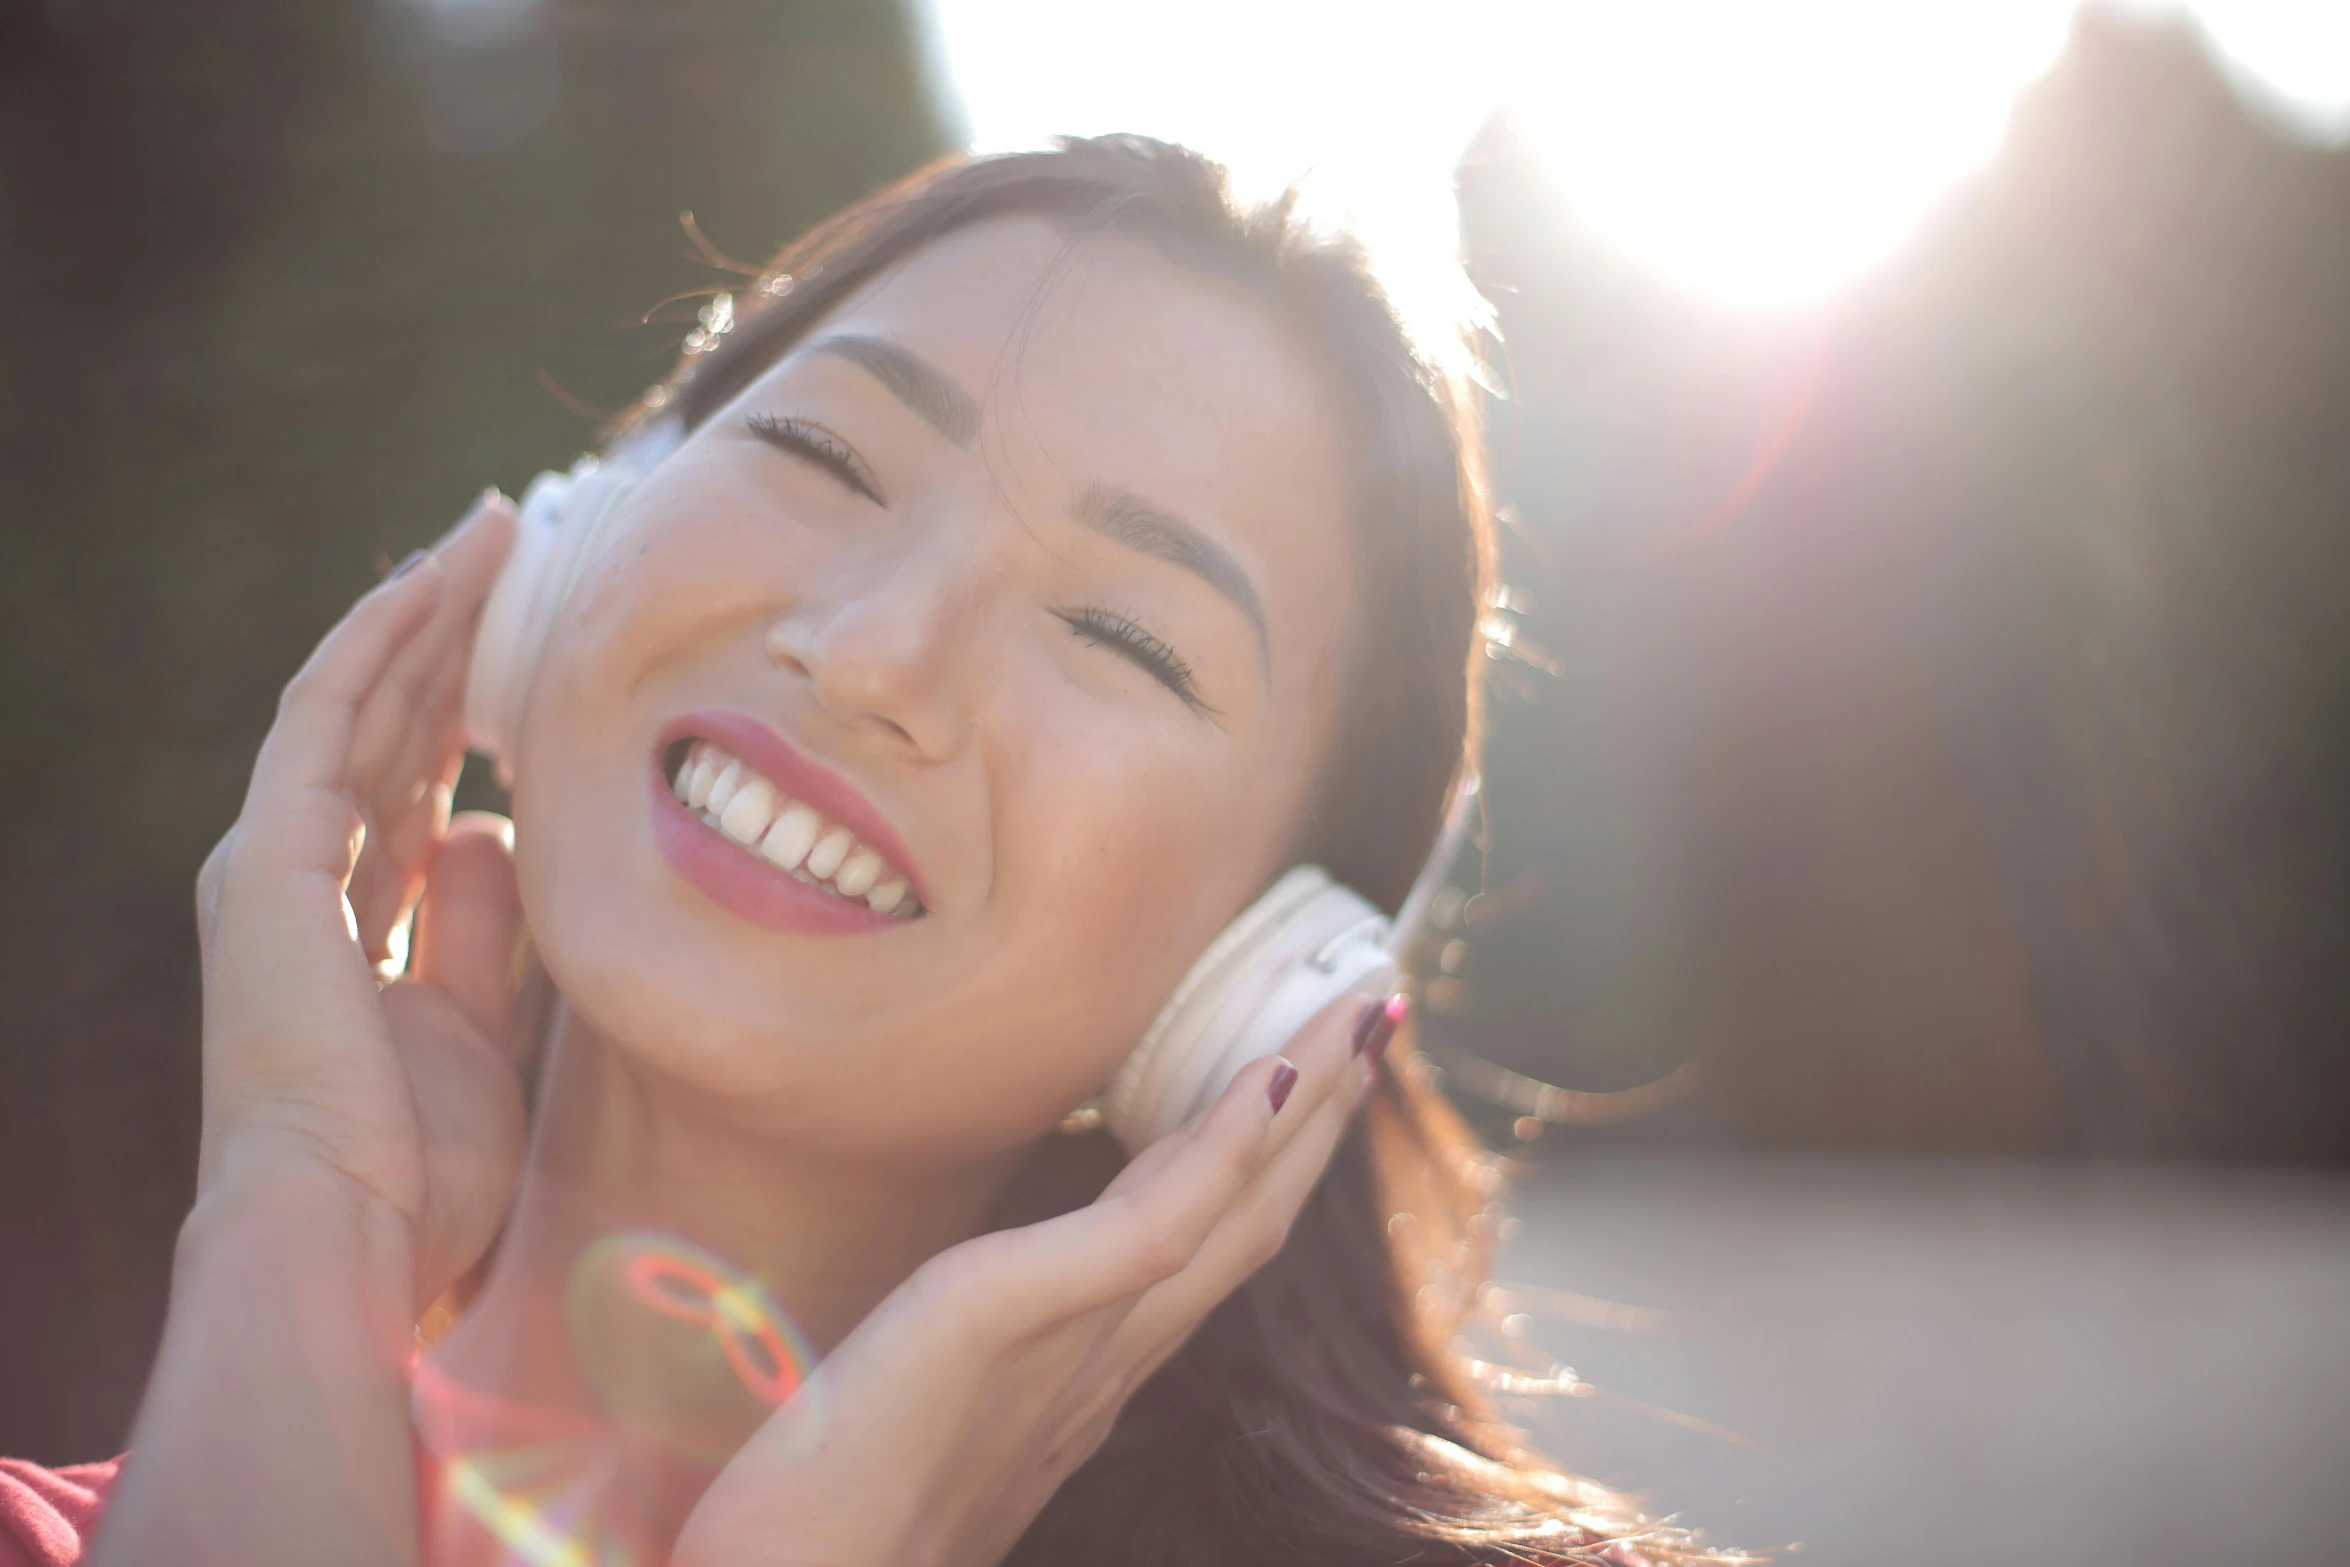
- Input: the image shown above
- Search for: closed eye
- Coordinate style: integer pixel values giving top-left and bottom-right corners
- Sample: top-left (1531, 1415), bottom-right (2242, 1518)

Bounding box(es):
top-left (745, 413), bottom-right (885, 505)
top-left (1054, 608), bottom-right (1215, 715)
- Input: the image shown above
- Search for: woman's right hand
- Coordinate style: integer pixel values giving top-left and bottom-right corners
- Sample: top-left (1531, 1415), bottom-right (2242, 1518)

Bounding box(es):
top-left (191, 491), bottom-right (528, 1310)
top-left (673, 989), bottom-right (1398, 1567)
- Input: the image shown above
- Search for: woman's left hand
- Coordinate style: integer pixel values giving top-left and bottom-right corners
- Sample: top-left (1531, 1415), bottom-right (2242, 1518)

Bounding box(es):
top-left (190, 489), bottom-right (528, 1309)
top-left (671, 991), bottom-right (1395, 1567)
top-left (96, 494), bottom-right (525, 1567)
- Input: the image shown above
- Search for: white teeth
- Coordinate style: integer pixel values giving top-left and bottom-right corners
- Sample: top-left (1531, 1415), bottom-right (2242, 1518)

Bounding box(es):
top-left (804, 825), bottom-right (854, 881)
top-left (718, 779), bottom-right (777, 845)
top-left (683, 749), bottom-right (719, 809)
top-left (833, 848), bottom-right (882, 899)
top-left (759, 803), bottom-right (821, 871)
top-left (669, 738), bottom-right (919, 917)
top-left (704, 759), bottom-right (745, 817)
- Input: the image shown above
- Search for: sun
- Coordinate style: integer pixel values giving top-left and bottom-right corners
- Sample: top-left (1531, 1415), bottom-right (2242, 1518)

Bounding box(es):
top-left (1500, 1), bottom-right (2076, 305)
top-left (922, 0), bottom-right (2348, 310)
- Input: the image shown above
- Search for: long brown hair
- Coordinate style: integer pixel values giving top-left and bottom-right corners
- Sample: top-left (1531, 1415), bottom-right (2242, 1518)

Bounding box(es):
top-left (629, 135), bottom-right (1720, 1566)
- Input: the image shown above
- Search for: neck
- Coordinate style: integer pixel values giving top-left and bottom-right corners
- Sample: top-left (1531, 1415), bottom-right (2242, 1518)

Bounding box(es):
top-left (420, 1000), bottom-right (1018, 1559)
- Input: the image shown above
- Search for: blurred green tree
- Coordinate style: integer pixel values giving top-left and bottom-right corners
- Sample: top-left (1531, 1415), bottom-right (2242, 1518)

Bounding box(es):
top-left (1448, 8), bottom-right (2350, 1165)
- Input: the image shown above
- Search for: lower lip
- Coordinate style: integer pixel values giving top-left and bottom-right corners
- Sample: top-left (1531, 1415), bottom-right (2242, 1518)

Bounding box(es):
top-left (648, 763), bottom-right (908, 936)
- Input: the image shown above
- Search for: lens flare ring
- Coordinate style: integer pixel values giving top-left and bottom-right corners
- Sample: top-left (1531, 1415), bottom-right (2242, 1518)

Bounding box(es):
top-left (607, 1234), bottom-right (816, 1408)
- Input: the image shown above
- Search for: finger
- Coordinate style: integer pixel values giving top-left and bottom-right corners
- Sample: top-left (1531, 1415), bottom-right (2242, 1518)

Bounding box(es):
top-left (373, 771), bottom-right (450, 873)
top-left (341, 805), bottom-right (401, 961)
top-left (346, 492), bottom-right (513, 805)
top-left (1103, 989), bottom-right (1370, 1205)
top-left (350, 771), bottom-right (455, 967)
top-left (228, 575), bottom-right (449, 910)
top-left (1112, 1058), bottom-right (1370, 1377)
top-left (344, 496), bottom-right (511, 959)
top-left (194, 832), bottom-right (233, 955)
top-left (351, 720), bottom-right (462, 964)
top-left (1090, 1101), bottom-right (1206, 1199)
top-left (986, 1053), bottom-right (1290, 1325)
top-left (1251, 990), bottom-right (1375, 1153)
top-left (1208, 1062), bottom-right (1366, 1270)
top-left (1088, 991), bottom-right (1368, 1209)
top-left (409, 812), bottom-right (523, 1047)
top-left (1099, 997), bottom-right (1396, 1372)
top-left (244, 555), bottom-right (448, 828)
top-left (346, 494), bottom-right (509, 806)
top-left (383, 771), bottom-right (459, 885)
top-left (359, 630), bottom-right (470, 852)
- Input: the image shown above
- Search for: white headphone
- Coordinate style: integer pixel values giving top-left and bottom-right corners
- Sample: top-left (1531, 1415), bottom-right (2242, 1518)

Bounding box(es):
top-left (463, 432), bottom-right (1476, 1155)
top-left (463, 421), bottom-right (682, 785)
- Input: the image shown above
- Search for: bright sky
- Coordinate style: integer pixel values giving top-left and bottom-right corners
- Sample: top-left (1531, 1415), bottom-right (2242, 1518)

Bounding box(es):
top-left (920, 0), bottom-right (2350, 309)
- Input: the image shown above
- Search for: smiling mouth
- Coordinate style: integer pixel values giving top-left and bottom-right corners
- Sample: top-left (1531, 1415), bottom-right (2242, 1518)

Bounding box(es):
top-left (663, 738), bottom-right (924, 919)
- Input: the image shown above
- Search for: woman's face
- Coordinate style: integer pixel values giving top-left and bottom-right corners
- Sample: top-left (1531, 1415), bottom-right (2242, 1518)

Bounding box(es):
top-left (511, 219), bottom-right (1358, 1163)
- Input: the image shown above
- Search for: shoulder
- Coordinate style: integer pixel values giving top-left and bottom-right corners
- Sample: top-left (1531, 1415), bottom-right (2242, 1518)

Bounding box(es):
top-left (0, 1457), bottom-right (121, 1567)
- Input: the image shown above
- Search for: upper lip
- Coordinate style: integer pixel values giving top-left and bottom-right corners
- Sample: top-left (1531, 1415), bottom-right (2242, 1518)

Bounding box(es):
top-left (657, 707), bottom-right (929, 905)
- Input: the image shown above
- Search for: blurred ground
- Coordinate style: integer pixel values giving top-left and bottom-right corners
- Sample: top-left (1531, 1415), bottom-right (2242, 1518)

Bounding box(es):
top-left (1497, 1153), bottom-right (2350, 1566)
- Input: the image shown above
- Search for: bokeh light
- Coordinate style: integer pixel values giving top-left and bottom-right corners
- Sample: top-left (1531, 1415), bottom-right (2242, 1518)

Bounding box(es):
top-left (442, 1445), bottom-right (625, 1567)
top-left (566, 1231), bottom-right (817, 1434)
top-left (413, 1234), bottom-right (818, 1566)
top-left (412, 1358), bottom-right (643, 1567)
top-left (617, 1241), bottom-right (814, 1409)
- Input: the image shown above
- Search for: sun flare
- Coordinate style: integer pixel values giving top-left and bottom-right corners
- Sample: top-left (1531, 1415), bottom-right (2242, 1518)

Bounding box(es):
top-left (923, 0), bottom-right (2349, 309)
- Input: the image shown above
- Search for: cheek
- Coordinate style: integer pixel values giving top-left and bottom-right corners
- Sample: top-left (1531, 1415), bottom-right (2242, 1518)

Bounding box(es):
top-left (957, 694), bottom-right (1293, 1094)
top-left (501, 485), bottom-right (834, 1082)
top-left (545, 487), bottom-right (792, 701)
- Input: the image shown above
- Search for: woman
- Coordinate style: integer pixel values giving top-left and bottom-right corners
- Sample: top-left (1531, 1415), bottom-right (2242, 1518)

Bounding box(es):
top-left (18, 136), bottom-right (1717, 1566)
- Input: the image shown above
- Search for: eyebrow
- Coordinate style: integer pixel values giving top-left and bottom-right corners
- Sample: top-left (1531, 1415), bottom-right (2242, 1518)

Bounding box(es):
top-left (1076, 483), bottom-right (1270, 667)
top-left (808, 333), bottom-right (980, 448)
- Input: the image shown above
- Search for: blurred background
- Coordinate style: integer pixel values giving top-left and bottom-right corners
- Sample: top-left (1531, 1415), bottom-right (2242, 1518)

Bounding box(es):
top-left (2, 1), bottom-right (2345, 1560)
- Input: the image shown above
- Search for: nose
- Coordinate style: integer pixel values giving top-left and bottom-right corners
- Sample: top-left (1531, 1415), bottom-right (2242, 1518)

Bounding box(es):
top-left (762, 525), bottom-right (981, 761)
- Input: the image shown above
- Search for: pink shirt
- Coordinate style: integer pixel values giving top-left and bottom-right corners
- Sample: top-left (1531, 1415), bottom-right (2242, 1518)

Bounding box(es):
top-left (0, 1459), bottom-right (118, 1567)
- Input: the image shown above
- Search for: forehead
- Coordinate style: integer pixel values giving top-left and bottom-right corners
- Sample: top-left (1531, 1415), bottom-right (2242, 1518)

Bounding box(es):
top-left (823, 218), bottom-right (1332, 435)
top-left (802, 219), bottom-right (1354, 587)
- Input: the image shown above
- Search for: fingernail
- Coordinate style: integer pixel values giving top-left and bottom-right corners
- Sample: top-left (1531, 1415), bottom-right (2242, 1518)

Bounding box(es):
top-left (1361, 994), bottom-right (1409, 1067)
top-left (387, 548), bottom-right (429, 581)
top-left (1267, 1059), bottom-right (1299, 1115)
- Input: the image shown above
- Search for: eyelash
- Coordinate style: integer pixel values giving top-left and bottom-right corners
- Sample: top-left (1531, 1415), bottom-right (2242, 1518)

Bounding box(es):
top-left (1055, 608), bottom-right (1212, 714)
top-left (742, 412), bottom-right (1204, 713)
top-left (745, 413), bottom-right (885, 504)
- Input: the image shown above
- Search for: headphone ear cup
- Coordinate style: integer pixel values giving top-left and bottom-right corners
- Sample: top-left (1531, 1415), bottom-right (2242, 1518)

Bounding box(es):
top-left (1103, 868), bottom-right (1394, 1154)
top-left (464, 421), bottom-right (684, 786)
top-left (464, 465), bottom-right (579, 786)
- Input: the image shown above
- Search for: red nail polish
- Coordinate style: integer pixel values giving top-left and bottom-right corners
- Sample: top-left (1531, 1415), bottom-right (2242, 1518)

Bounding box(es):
top-left (1362, 994), bottom-right (1409, 1066)
top-left (1267, 1060), bottom-right (1299, 1114)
